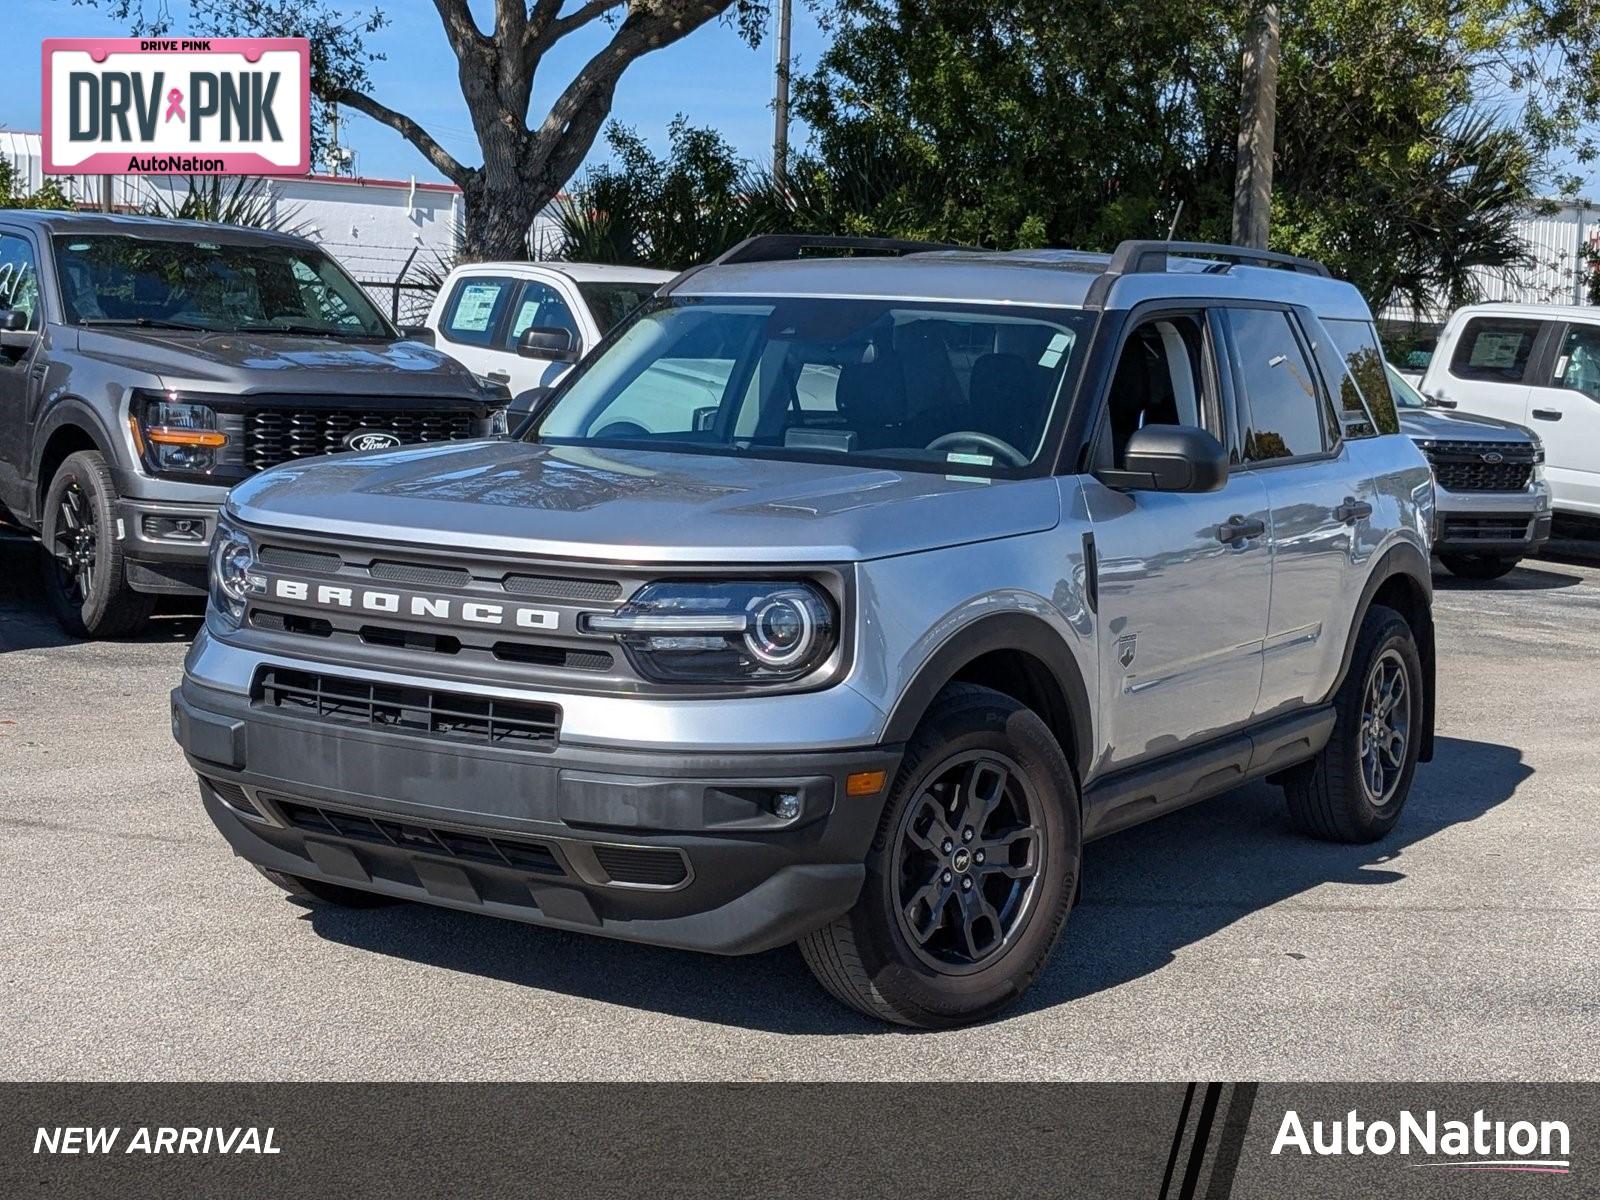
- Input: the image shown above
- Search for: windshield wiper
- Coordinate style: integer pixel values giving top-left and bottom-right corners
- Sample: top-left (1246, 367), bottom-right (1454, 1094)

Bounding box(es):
top-left (236, 321), bottom-right (383, 340)
top-left (79, 316), bottom-right (217, 332)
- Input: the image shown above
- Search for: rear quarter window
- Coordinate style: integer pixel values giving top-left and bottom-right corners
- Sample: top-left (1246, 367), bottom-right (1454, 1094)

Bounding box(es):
top-left (1449, 316), bottom-right (1543, 383)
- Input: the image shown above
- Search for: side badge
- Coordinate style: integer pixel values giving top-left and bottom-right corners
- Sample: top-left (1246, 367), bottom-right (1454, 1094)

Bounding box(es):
top-left (1118, 633), bottom-right (1137, 669)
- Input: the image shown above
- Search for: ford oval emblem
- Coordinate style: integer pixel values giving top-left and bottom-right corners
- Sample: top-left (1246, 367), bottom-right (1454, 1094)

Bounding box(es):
top-left (1481, 451), bottom-right (1504, 464)
top-left (343, 431), bottom-right (402, 452)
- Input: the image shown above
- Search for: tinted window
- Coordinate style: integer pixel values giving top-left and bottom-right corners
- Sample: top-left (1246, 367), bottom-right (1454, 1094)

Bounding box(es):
top-left (1555, 324), bottom-right (1600, 400)
top-left (0, 234), bottom-right (41, 330)
top-left (505, 280), bottom-right (579, 348)
top-left (536, 298), bottom-right (1092, 477)
top-left (579, 281), bottom-right (658, 333)
top-left (52, 234), bottom-right (390, 336)
top-left (1325, 318), bottom-right (1400, 435)
top-left (1449, 317), bottom-right (1541, 382)
top-left (1226, 308), bottom-right (1328, 462)
top-left (440, 276), bottom-right (516, 346)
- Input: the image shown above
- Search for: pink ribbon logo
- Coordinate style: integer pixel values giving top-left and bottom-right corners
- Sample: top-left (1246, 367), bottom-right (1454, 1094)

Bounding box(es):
top-left (164, 88), bottom-right (185, 123)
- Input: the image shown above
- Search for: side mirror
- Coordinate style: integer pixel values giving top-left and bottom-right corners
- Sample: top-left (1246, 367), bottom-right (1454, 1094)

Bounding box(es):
top-left (398, 325), bottom-right (435, 346)
top-left (1096, 425), bottom-right (1229, 493)
top-left (510, 386), bottom-right (555, 425)
top-left (0, 308), bottom-right (38, 351)
top-left (517, 325), bottom-right (579, 363)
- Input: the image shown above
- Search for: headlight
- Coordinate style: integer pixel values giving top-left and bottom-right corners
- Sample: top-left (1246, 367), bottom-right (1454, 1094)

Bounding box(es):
top-left (208, 524), bottom-right (258, 628)
top-left (584, 581), bottom-right (837, 684)
top-left (489, 407), bottom-right (509, 436)
top-left (132, 394), bottom-right (227, 476)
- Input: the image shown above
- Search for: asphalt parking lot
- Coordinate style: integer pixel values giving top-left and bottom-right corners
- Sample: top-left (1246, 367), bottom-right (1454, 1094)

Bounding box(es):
top-left (2, 531), bottom-right (1598, 1082)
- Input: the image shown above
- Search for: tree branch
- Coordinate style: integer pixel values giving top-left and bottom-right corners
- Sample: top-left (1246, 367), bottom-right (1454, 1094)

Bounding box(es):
top-left (545, 0), bottom-right (619, 47)
top-left (431, 0), bottom-right (491, 62)
top-left (330, 86), bottom-right (471, 184)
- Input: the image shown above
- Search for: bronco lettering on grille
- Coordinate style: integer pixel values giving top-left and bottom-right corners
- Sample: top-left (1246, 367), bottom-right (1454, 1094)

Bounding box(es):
top-left (263, 577), bottom-right (560, 630)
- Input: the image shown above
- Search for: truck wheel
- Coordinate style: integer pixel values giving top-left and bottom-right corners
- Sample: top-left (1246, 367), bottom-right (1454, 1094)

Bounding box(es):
top-left (1439, 553), bottom-right (1518, 580)
top-left (254, 865), bottom-right (399, 909)
top-left (40, 450), bottom-right (155, 638)
top-left (799, 684), bottom-right (1079, 1028)
top-left (1282, 604), bottom-right (1422, 843)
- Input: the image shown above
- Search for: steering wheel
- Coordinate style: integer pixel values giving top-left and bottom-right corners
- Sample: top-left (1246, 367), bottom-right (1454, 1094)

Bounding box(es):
top-left (925, 430), bottom-right (1029, 467)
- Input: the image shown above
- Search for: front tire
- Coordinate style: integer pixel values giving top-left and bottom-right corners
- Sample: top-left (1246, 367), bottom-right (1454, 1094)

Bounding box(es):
top-left (799, 684), bottom-right (1079, 1028)
top-left (1282, 604), bottom-right (1423, 843)
top-left (40, 450), bottom-right (155, 638)
top-left (1439, 552), bottom-right (1518, 580)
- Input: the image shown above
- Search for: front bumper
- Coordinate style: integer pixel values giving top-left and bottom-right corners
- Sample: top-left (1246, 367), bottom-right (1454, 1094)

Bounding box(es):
top-left (1432, 485), bottom-right (1553, 557)
top-left (172, 678), bottom-right (899, 955)
top-left (114, 496), bottom-right (219, 593)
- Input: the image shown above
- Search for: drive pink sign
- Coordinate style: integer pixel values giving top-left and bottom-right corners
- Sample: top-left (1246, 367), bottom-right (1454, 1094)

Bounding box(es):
top-left (43, 37), bottom-right (310, 176)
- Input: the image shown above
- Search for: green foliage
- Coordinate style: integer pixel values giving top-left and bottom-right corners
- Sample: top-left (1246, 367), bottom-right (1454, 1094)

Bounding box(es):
top-left (0, 160), bottom-right (73, 210)
top-left (141, 176), bottom-right (310, 234)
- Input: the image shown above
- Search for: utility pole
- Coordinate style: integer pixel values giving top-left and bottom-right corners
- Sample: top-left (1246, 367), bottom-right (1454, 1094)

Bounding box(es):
top-left (1231, 1), bottom-right (1280, 249)
top-left (99, 174), bottom-right (116, 213)
top-left (772, 0), bottom-right (792, 188)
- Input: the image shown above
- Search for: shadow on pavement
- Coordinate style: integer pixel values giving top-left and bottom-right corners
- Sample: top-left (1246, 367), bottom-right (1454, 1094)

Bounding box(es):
top-left (303, 735), bottom-right (1526, 1034)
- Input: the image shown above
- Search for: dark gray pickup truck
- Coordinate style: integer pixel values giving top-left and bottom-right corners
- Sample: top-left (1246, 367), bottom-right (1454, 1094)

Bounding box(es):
top-left (0, 210), bottom-right (507, 637)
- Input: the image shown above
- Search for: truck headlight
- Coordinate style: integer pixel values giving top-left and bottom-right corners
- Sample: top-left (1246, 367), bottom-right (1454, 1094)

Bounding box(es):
top-left (208, 524), bottom-right (258, 628)
top-left (583, 581), bottom-right (837, 683)
top-left (133, 395), bottom-right (227, 475)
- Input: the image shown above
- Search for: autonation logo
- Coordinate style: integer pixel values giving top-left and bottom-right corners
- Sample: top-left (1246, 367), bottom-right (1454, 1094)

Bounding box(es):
top-left (1272, 1108), bottom-right (1572, 1174)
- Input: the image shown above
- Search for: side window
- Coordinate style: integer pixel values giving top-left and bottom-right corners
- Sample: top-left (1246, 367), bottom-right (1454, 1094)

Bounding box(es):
top-left (0, 234), bottom-right (42, 330)
top-left (1324, 318), bottom-right (1400, 435)
top-left (1449, 317), bottom-right (1541, 383)
top-left (1226, 308), bottom-right (1329, 463)
top-left (504, 280), bottom-right (579, 348)
top-left (1554, 324), bottom-right (1600, 400)
top-left (1105, 314), bottom-right (1211, 466)
top-left (439, 276), bottom-right (516, 346)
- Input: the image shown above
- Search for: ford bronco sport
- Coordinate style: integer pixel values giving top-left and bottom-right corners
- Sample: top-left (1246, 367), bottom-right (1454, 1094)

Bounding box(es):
top-left (0, 211), bottom-right (506, 639)
top-left (173, 237), bottom-right (1436, 1027)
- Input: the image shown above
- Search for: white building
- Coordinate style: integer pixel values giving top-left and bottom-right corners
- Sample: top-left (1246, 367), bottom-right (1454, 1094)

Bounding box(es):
top-left (0, 129), bottom-right (563, 323)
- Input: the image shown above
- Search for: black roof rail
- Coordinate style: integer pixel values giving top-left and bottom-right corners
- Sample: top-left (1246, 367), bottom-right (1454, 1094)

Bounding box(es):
top-left (1084, 239), bottom-right (1331, 307)
top-left (657, 233), bottom-right (968, 295)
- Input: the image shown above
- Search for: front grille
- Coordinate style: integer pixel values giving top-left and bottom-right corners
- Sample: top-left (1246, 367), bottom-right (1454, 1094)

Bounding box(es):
top-left (592, 844), bottom-right (690, 887)
top-left (255, 667), bottom-right (560, 751)
top-left (370, 560), bottom-right (471, 589)
top-left (258, 545), bottom-right (342, 574)
top-left (272, 797), bottom-right (563, 875)
top-left (503, 574), bottom-right (622, 602)
top-left (1423, 441), bottom-right (1536, 492)
top-left (1440, 516), bottom-right (1532, 541)
top-left (242, 407), bottom-right (477, 471)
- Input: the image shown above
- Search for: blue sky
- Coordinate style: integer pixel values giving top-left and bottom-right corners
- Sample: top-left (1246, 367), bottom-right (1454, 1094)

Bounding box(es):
top-left (3, 0), bottom-right (825, 182)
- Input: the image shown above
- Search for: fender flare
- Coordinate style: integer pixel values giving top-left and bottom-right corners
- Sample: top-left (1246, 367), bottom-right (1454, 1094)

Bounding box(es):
top-left (29, 397), bottom-right (124, 513)
top-left (1329, 538), bottom-right (1436, 762)
top-left (881, 611), bottom-right (1093, 781)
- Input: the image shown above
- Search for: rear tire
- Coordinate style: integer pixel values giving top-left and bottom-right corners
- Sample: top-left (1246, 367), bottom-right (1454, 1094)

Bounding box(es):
top-left (1282, 604), bottom-right (1422, 843)
top-left (254, 865), bottom-right (399, 909)
top-left (799, 684), bottom-right (1079, 1028)
top-left (40, 450), bottom-right (155, 638)
top-left (1439, 552), bottom-right (1518, 580)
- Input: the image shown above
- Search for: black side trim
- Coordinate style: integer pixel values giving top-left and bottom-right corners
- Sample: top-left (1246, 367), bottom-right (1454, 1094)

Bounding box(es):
top-left (882, 612), bottom-right (1093, 780)
top-left (1083, 706), bottom-right (1335, 841)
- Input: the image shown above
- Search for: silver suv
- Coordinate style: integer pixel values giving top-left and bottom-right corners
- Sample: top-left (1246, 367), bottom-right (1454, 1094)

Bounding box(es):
top-left (172, 237), bottom-right (1437, 1027)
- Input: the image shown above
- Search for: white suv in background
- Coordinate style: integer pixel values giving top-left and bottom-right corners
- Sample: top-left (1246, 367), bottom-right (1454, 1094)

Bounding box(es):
top-left (426, 262), bottom-right (674, 416)
top-left (1420, 303), bottom-right (1600, 519)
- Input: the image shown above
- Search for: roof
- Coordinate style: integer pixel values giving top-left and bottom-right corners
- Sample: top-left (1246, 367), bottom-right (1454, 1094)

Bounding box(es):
top-left (674, 247), bottom-right (1373, 319)
top-left (452, 261), bottom-right (676, 284)
top-left (0, 208), bottom-right (314, 248)
top-left (1450, 301), bottom-right (1600, 321)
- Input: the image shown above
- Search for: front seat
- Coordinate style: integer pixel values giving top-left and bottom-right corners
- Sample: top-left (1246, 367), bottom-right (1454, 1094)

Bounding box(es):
top-left (967, 352), bottom-right (1046, 454)
top-left (835, 352), bottom-right (909, 450)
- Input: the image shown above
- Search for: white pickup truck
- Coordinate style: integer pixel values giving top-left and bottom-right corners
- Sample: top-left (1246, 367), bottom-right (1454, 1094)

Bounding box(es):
top-left (425, 262), bottom-right (673, 416)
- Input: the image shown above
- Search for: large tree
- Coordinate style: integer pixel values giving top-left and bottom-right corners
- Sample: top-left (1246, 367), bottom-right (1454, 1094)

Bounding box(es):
top-left (90, 1), bottom-right (767, 260)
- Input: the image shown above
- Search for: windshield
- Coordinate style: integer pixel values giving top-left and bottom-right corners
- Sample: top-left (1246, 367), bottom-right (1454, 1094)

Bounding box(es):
top-left (1385, 363), bottom-right (1428, 409)
top-left (52, 234), bottom-right (394, 338)
top-left (533, 297), bottom-right (1092, 475)
top-left (578, 281), bottom-right (660, 334)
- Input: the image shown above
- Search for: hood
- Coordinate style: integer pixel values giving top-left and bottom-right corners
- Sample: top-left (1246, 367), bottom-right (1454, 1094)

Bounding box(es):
top-left (1398, 405), bottom-right (1535, 443)
top-left (74, 327), bottom-right (484, 398)
top-left (226, 441), bottom-right (1062, 563)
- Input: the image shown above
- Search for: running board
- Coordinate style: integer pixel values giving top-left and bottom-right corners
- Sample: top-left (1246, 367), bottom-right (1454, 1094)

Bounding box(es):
top-left (1082, 706), bottom-right (1335, 841)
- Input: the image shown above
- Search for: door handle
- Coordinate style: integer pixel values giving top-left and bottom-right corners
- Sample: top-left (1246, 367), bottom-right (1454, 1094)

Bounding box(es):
top-left (486, 370), bottom-right (511, 383)
top-left (1531, 408), bottom-right (1562, 421)
top-left (1215, 515), bottom-right (1266, 545)
top-left (1334, 497), bottom-right (1372, 524)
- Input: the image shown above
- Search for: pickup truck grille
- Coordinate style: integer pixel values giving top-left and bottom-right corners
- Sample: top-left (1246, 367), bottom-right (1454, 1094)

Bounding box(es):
top-left (255, 667), bottom-right (560, 751)
top-left (241, 407), bottom-right (477, 471)
top-left (1421, 441), bottom-right (1536, 493)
